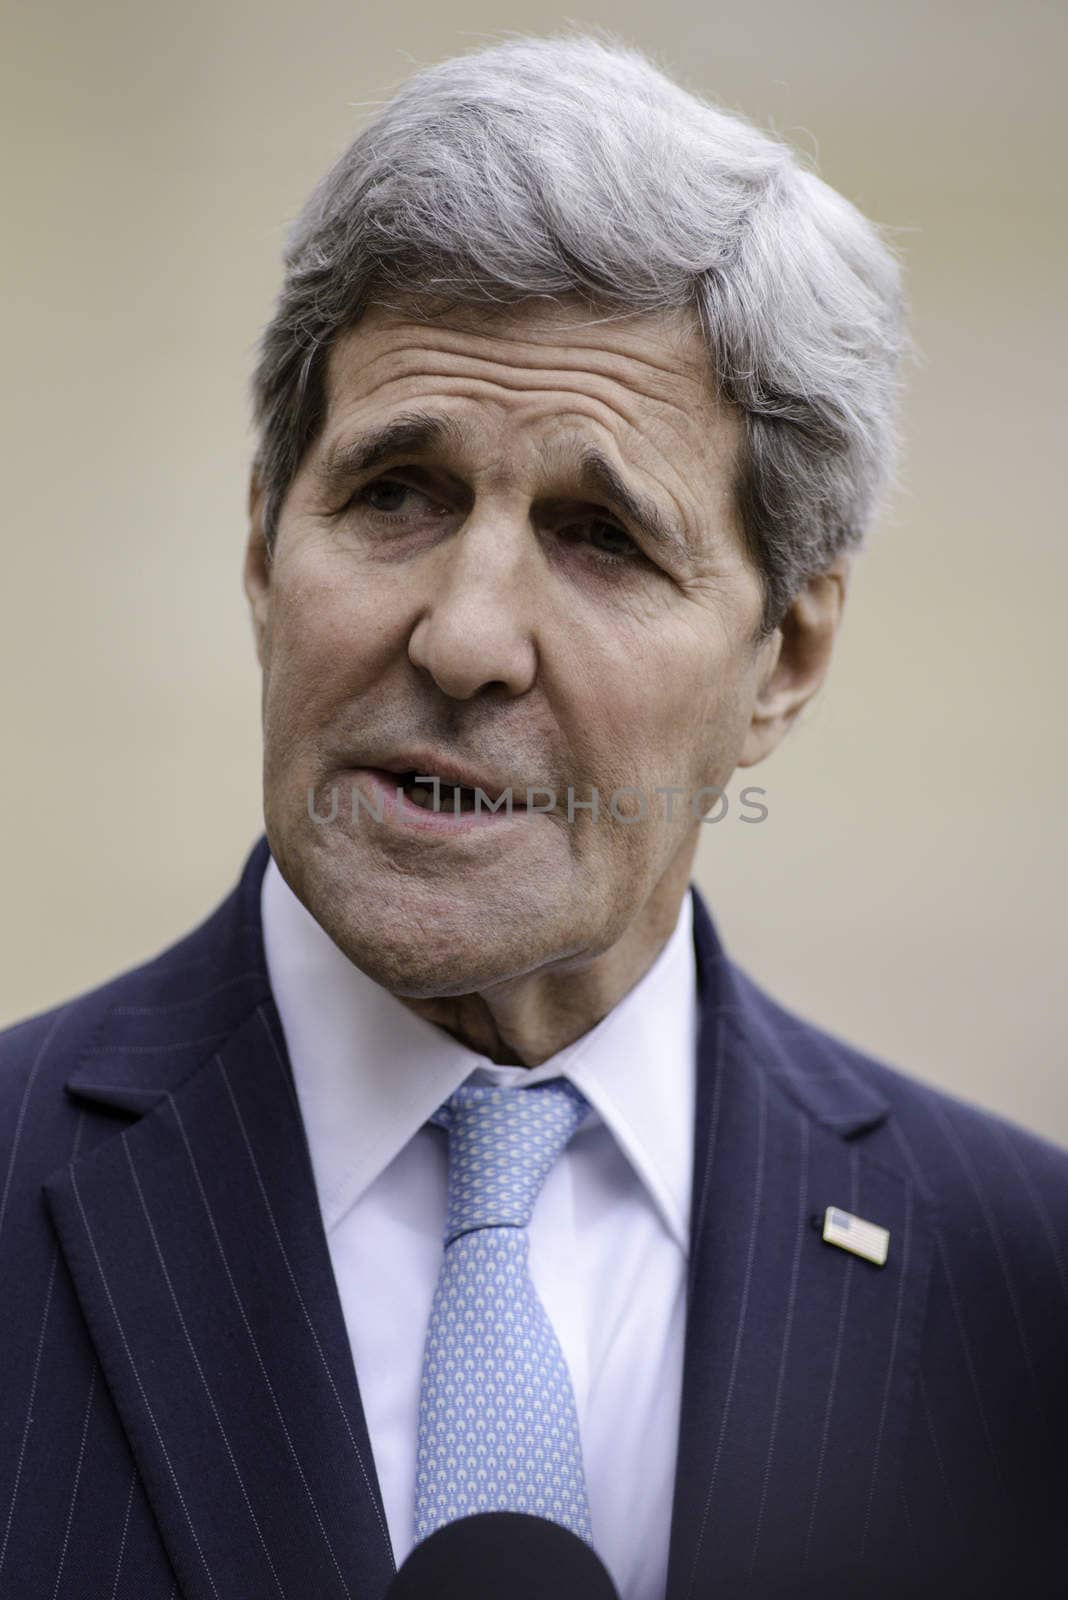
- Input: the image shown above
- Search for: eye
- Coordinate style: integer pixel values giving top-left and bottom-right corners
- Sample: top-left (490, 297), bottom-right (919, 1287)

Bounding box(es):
top-left (357, 478), bottom-right (437, 517)
top-left (562, 519), bottom-right (642, 566)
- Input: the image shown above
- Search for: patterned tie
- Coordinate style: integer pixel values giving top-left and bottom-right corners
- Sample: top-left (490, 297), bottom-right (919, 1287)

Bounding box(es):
top-left (413, 1078), bottom-right (593, 1546)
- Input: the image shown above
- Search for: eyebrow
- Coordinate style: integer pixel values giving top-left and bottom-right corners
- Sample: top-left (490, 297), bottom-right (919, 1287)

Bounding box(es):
top-left (571, 446), bottom-right (690, 564)
top-left (315, 409), bottom-right (691, 563)
top-left (314, 410), bottom-right (465, 492)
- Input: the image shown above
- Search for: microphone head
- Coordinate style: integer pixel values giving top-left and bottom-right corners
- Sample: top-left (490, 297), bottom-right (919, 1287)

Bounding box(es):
top-left (386, 1512), bottom-right (621, 1599)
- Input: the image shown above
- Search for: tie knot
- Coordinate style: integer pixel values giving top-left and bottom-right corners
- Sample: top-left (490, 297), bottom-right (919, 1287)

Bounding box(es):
top-left (430, 1079), bottom-right (589, 1244)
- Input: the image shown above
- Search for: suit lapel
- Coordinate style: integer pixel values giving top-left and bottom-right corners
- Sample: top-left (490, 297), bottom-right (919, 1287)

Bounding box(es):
top-left (42, 839), bottom-right (397, 1600)
top-left (666, 891), bottom-right (934, 1598)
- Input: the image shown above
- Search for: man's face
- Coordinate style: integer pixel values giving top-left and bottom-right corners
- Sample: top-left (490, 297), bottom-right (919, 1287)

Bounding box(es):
top-left (245, 296), bottom-right (777, 998)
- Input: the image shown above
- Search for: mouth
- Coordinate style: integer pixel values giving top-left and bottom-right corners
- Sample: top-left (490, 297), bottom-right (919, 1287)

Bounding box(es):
top-left (353, 766), bottom-right (531, 835)
top-left (389, 770), bottom-right (512, 813)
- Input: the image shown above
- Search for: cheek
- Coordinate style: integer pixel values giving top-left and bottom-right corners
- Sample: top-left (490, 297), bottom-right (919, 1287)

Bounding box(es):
top-left (652, 674), bottom-right (753, 814)
top-left (581, 633), bottom-right (733, 790)
top-left (690, 671), bottom-right (756, 787)
top-left (266, 560), bottom-right (411, 721)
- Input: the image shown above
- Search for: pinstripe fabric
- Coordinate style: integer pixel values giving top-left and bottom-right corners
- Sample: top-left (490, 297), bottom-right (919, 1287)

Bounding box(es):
top-left (1, 833), bottom-right (1066, 1599)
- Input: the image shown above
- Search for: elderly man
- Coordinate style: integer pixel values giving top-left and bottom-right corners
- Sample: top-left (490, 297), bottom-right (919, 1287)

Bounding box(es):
top-left (2, 31), bottom-right (1065, 1600)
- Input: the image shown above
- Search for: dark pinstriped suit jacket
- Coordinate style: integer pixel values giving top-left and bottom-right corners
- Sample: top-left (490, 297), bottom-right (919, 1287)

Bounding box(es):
top-left (2, 834), bottom-right (1066, 1599)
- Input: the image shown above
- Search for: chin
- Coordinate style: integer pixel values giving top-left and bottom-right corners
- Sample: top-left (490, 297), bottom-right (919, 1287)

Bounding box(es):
top-left (269, 805), bottom-right (590, 996)
top-left (321, 905), bottom-right (549, 999)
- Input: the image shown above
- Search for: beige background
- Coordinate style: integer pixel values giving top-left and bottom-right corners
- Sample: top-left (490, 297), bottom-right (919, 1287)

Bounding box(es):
top-left (2, 0), bottom-right (1065, 1144)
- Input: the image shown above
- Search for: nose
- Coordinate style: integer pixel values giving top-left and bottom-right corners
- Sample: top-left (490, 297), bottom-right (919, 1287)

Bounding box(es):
top-left (407, 515), bottom-right (539, 700)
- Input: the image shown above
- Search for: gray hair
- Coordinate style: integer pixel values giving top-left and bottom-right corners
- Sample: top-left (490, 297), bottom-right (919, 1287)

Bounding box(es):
top-left (251, 29), bottom-right (908, 637)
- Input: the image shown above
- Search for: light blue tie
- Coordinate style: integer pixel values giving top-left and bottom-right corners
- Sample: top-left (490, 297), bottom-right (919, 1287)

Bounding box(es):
top-left (413, 1078), bottom-right (593, 1546)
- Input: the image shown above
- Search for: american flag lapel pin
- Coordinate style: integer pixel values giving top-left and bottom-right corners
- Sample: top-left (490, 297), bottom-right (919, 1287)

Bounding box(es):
top-left (822, 1205), bottom-right (890, 1267)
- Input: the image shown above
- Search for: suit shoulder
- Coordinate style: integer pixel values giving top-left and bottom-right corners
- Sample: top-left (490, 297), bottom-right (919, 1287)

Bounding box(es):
top-left (0, 951), bottom-right (193, 1152)
top-left (731, 961), bottom-right (1068, 1225)
top-left (0, 840), bottom-right (269, 1113)
top-left (0, 983), bottom-right (114, 1116)
top-left (862, 1045), bottom-right (1068, 1183)
top-left (0, 931), bottom-right (190, 1072)
top-left (863, 1050), bottom-right (1068, 1285)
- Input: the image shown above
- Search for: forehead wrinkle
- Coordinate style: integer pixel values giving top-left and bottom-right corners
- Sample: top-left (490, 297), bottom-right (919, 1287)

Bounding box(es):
top-left (344, 302), bottom-right (705, 372)
top-left (637, 401), bottom-right (742, 515)
top-left (330, 323), bottom-right (710, 414)
top-left (327, 365), bottom-right (704, 486)
top-left (320, 377), bottom-right (698, 508)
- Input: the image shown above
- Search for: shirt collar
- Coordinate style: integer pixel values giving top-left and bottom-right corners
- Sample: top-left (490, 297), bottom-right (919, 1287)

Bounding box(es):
top-left (261, 855), bottom-right (696, 1256)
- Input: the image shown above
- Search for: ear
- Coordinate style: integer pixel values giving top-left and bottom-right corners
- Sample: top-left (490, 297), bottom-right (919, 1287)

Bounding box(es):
top-left (737, 554), bottom-right (851, 769)
top-left (243, 468), bottom-right (272, 669)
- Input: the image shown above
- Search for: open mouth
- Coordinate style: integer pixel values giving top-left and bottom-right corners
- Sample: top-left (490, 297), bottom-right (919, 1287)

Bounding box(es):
top-left (393, 771), bottom-right (500, 813)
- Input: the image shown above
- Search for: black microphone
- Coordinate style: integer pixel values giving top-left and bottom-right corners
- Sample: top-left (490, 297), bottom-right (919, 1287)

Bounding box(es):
top-left (385, 1512), bottom-right (621, 1598)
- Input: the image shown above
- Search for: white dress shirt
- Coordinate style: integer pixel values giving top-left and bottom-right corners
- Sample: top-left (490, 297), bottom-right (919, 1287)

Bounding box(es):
top-left (260, 856), bottom-right (697, 1600)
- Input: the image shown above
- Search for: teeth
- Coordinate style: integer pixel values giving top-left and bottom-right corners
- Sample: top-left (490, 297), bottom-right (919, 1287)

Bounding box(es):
top-left (398, 774), bottom-right (482, 812)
